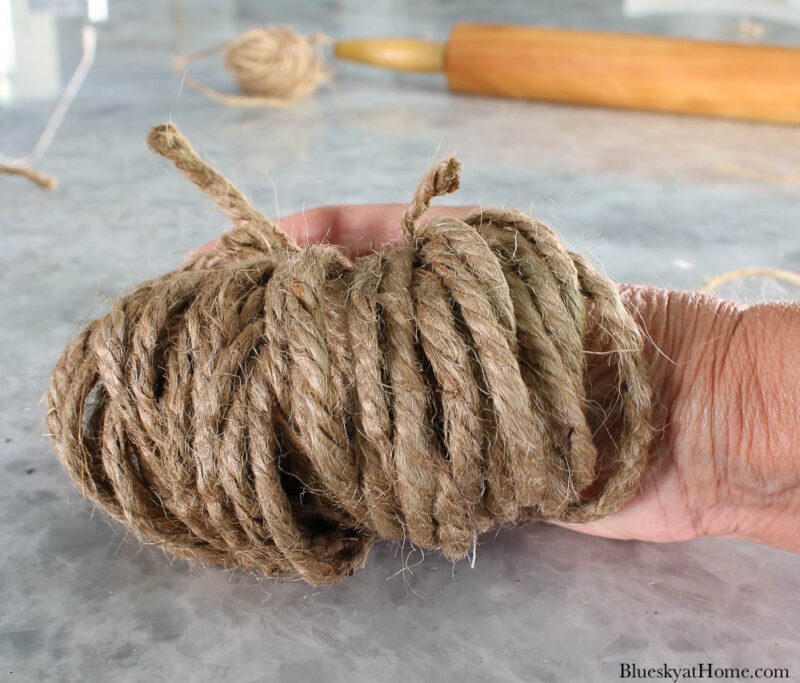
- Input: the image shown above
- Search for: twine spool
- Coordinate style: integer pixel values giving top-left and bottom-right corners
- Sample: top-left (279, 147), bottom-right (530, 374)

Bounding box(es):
top-left (175, 25), bottom-right (332, 107)
top-left (46, 124), bottom-right (654, 585)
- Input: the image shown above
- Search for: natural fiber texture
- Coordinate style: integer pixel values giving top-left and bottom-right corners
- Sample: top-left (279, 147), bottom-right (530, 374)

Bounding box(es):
top-left (175, 25), bottom-right (332, 107)
top-left (46, 123), bottom-right (653, 586)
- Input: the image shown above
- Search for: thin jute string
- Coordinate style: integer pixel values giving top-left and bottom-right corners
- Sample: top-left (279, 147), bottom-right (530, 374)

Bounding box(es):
top-left (174, 25), bottom-right (332, 107)
top-left (702, 164), bottom-right (799, 293)
top-left (0, 165), bottom-right (57, 190)
top-left (46, 123), bottom-right (653, 586)
top-left (698, 267), bottom-right (800, 294)
top-left (0, 24), bottom-right (97, 190)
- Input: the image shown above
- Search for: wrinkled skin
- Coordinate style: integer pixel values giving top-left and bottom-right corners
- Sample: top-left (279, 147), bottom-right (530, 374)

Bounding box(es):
top-left (193, 204), bottom-right (800, 553)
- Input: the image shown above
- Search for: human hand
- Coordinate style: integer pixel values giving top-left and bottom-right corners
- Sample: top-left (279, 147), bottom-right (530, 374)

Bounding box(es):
top-left (576, 284), bottom-right (800, 553)
top-left (192, 204), bottom-right (800, 553)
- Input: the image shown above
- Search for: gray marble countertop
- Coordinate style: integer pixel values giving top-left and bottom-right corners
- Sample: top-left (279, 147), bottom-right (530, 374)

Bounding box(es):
top-left (2, 1), bottom-right (800, 681)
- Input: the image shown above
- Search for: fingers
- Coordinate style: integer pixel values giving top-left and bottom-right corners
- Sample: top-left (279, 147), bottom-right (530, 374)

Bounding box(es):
top-left (188, 203), bottom-right (476, 259)
top-left (280, 204), bottom-right (404, 255)
top-left (279, 203), bottom-right (476, 255)
top-left (276, 205), bottom-right (344, 248)
top-left (548, 519), bottom-right (634, 541)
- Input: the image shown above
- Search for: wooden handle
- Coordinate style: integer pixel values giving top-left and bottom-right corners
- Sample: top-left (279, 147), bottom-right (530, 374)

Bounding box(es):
top-left (334, 38), bottom-right (445, 72)
top-left (445, 22), bottom-right (800, 124)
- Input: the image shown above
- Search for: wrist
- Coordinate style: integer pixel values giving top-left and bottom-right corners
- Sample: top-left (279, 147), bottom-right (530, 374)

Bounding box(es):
top-left (641, 289), bottom-right (747, 542)
top-left (703, 302), bottom-right (800, 550)
top-left (618, 286), bottom-right (737, 542)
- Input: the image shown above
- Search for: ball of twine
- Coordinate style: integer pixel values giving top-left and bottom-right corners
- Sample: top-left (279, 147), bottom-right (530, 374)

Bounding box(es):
top-left (45, 123), bottom-right (653, 586)
top-left (175, 25), bottom-right (332, 107)
top-left (224, 26), bottom-right (331, 100)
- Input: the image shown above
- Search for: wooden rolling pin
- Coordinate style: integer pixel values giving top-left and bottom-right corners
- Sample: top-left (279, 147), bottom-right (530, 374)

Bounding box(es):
top-left (335, 23), bottom-right (800, 124)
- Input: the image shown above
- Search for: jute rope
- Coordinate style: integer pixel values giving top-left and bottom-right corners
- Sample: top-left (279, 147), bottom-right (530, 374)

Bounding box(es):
top-left (46, 123), bottom-right (653, 585)
top-left (174, 26), bottom-right (332, 107)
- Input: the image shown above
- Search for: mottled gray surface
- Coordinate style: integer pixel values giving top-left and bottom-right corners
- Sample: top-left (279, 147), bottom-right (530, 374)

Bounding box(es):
top-left (2, 1), bottom-right (800, 681)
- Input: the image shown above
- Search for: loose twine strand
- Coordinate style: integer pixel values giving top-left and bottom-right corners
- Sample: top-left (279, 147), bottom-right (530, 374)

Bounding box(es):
top-left (0, 24), bottom-right (97, 190)
top-left (0, 165), bottom-right (57, 190)
top-left (46, 123), bottom-right (654, 586)
top-left (174, 25), bottom-right (333, 107)
top-left (698, 267), bottom-right (800, 294)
